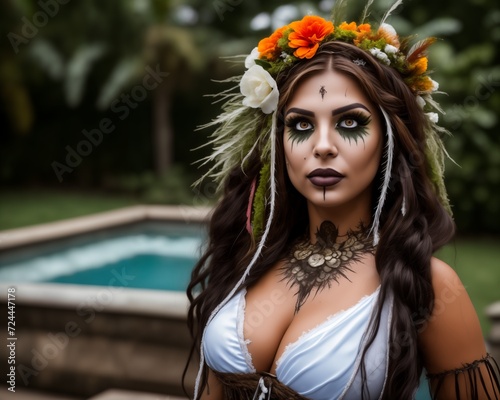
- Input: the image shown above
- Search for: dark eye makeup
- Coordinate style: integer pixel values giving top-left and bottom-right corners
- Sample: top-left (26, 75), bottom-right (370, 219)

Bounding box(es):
top-left (285, 110), bottom-right (372, 146)
top-left (335, 111), bottom-right (372, 144)
top-left (285, 116), bottom-right (315, 145)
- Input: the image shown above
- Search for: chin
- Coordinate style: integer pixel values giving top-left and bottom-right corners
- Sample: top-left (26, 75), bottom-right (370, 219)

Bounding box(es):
top-left (307, 192), bottom-right (346, 208)
top-left (306, 189), bottom-right (371, 211)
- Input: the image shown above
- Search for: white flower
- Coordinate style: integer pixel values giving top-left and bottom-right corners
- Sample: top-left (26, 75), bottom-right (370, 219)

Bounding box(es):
top-left (416, 95), bottom-right (426, 109)
top-left (426, 112), bottom-right (439, 123)
top-left (430, 79), bottom-right (439, 92)
top-left (245, 47), bottom-right (260, 69)
top-left (384, 44), bottom-right (398, 54)
top-left (369, 48), bottom-right (390, 65)
top-left (240, 65), bottom-right (279, 114)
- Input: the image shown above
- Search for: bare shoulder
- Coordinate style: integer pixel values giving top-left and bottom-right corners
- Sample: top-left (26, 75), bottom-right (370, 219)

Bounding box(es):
top-left (418, 257), bottom-right (488, 374)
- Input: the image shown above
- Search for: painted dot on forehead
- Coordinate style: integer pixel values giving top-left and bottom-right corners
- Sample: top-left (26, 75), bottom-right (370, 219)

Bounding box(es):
top-left (319, 86), bottom-right (327, 100)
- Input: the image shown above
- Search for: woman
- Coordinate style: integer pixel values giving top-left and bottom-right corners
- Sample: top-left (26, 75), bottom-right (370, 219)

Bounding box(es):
top-left (185, 4), bottom-right (500, 399)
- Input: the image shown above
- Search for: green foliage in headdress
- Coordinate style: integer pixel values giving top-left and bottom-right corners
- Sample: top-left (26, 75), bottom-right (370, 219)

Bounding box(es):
top-left (251, 163), bottom-right (270, 239)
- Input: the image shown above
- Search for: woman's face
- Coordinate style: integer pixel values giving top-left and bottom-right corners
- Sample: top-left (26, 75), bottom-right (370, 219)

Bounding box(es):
top-left (283, 69), bottom-right (383, 215)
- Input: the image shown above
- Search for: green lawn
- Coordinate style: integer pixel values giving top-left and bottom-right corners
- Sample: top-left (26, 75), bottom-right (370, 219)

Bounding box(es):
top-left (0, 189), bottom-right (140, 230)
top-left (0, 189), bottom-right (498, 336)
top-left (436, 239), bottom-right (500, 335)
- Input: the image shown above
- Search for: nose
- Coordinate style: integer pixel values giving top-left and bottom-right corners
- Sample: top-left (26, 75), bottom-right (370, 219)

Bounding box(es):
top-left (313, 123), bottom-right (338, 159)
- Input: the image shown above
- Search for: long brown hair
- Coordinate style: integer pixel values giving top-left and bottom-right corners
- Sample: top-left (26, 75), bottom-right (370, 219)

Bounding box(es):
top-left (185, 41), bottom-right (455, 399)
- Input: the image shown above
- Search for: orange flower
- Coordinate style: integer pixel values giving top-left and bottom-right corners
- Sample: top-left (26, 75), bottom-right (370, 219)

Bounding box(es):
top-left (353, 23), bottom-right (372, 45)
top-left (339, 21), bottom-right (357, 31)
top-left (411, 57), bottom-right (428, 75)
top-left (412, 76), bottom-right (433, 93)
top-left (258, 26), bottom-right (288, 60)
top-left (357, 23), bottom-right (371, 33)
top-left (338, 22), bottom-right (372, 35)
top-left (288, 16), bottom-right (334, 59)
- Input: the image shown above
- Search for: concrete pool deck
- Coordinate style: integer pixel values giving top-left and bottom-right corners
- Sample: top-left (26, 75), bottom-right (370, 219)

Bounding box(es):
top-left (0, 387), bottom-right (187, 399)
top-left (0, 205), bottom-right (210, 399)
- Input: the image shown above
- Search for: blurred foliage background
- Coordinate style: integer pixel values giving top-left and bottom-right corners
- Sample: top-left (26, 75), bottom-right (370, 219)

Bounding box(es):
top-left (0, 0), bottom-right (499, 234)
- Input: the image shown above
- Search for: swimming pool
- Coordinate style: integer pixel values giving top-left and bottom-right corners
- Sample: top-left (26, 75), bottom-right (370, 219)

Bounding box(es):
top-left (0, 221), bottom-right (205, 291)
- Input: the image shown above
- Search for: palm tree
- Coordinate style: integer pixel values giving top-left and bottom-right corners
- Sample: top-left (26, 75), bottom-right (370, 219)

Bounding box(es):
top-left (139, 22), bottom-right (202, 175)
top-left (19, 0), bottom-right (202, 176)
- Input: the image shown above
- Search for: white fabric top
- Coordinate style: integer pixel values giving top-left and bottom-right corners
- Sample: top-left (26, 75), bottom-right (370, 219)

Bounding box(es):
top-left (204, 286), bottom-right (393, 400)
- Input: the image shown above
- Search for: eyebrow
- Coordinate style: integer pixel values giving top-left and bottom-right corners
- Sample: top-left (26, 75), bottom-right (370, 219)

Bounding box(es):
top-left (285, 103), bottom-right (371, 118)
top-left (332, 103), bottom-right (370, 116)
top-left (286, 107), bottom-right (315, 117)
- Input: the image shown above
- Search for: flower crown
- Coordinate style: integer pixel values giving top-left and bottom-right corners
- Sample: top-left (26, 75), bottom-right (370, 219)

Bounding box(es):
top-left (242, 15), bottom-right (440, 119)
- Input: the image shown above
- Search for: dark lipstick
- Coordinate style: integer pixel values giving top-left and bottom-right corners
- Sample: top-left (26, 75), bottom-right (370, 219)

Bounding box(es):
top-left (307, 168), bottom-right (344, 187)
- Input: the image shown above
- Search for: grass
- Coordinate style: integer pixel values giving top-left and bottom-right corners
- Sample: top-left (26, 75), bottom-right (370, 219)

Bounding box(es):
top-left (436, 238), bottom-right (500, 335)
top-left (0, 189), bottom-right (140, 230)
top-left (0, 188), bottom-right (499, 336)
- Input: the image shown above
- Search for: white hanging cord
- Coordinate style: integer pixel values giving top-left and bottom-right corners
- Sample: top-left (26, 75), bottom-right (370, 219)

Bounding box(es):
top-left (193, 111), bottom-right (278, 399)
top-left (369, 106), bottom-right (394, 246)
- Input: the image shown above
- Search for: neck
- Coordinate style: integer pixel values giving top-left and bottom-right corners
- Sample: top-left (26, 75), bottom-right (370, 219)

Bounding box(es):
top-left (306, 198), bottom-right (372, 243)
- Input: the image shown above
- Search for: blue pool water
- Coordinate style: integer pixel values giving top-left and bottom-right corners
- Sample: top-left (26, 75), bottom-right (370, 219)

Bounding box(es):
top-left (0, 221), bottom-right (204, 291)
top-left (48, 254), bottom-right (195, 291)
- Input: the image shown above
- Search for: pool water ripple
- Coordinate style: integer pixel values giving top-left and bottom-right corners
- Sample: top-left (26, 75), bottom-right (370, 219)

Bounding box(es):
top-left (0, 234), bottom-right (203, 290)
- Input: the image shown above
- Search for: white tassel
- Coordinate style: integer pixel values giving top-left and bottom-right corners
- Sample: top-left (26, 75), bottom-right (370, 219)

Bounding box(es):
top-left (253, 377), bottom-right (269, 400)
top-left (401, 196), bottom-right (406, 216)
top-left (193, 111), bottom-right (278, 399)
top-left (369, 107), bottom-right (394, 246)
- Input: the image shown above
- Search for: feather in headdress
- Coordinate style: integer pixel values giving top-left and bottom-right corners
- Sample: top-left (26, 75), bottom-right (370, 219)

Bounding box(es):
top-left (194, 76), bottom-right (272, 192)
top-left (380, 0), bottom-right (403, 26)
top-left (370, 107), bottom-right (395, 245)
top-left (360, 0), bottom-right (375, 23)
top-left (330, 0), bottom-right (349, 26)
top-left (406, 37), bottom-right (437, 65)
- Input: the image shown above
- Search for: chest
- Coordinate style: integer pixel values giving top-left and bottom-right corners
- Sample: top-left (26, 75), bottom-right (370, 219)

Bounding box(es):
top-left (203, 261), bottom-right (391, 400)
top-left (243, 256), bottom-right (380, 373)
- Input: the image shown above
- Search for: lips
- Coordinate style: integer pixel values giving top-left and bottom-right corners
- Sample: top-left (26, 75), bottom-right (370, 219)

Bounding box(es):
top-left (307, 168), bottom-right (344, 187)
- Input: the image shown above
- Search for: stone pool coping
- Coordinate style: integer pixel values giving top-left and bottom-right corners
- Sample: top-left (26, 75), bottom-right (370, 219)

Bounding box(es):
top-left (0, 282), bottom-right (190, 318)
top-left (0, 205), bottom-right (211, 318)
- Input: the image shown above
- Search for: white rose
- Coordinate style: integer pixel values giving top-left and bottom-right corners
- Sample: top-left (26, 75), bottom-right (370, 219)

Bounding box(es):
top-left (369, 48), bottom-right (390, 65)
top-left (245, 47), bottom-right (260, 69)
top-left (426, 112), bottom-right (439, 123)
top-left (384, 44), bottom-right (398, 54)
top-left (240, 65), bottom-right (279, 114)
